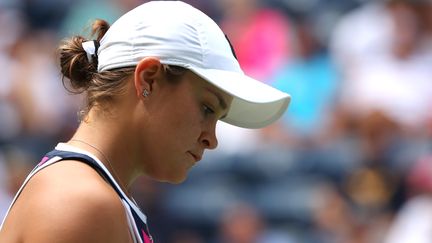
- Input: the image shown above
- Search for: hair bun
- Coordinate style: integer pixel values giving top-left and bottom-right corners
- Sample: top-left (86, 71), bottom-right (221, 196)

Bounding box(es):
top-left (58, 36), bottom-right (95, 91)
top-left (58, 19), bottom-right (110, 92)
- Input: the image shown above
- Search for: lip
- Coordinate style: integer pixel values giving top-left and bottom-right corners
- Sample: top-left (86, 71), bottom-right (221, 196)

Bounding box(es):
top-left (188, 151), bottom-right (202, 162)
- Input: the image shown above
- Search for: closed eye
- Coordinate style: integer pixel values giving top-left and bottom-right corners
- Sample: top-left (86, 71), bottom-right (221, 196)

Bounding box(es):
top-left (203, 105), bottom-right (215, 116)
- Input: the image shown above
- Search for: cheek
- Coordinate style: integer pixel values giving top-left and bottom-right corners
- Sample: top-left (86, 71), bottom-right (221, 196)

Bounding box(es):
top-left (139, 106), bottom-right (206, 181)
top-left (165, 97), bottom-right (203, 139)
top-left (144, 98), bottom-right (202, 158)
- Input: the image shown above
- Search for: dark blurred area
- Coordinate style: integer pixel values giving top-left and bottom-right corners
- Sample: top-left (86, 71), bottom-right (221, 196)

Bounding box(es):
top-left (1, 0), bottom-right (432, 242)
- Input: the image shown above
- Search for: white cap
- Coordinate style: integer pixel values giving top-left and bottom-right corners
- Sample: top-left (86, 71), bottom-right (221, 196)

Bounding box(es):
top-left (97, 1), bottom-right (291, 128)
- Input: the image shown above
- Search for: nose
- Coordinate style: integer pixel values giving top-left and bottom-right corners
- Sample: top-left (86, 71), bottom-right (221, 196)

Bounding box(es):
top-left (199, 122), bottom-right (218, 150)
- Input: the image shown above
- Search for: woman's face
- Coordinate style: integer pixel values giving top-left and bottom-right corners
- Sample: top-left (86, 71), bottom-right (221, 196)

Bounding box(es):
top-left (138, 70), bottom-right (232, 183)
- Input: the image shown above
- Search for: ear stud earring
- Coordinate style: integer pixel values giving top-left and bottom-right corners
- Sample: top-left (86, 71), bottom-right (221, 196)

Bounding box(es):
top-left (142, 89), bottom-right (150, 97)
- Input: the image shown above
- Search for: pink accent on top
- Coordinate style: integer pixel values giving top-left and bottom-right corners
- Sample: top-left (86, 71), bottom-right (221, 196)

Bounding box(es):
top-left (38, 156), bottom-right (49, 166)
top-left (142, 229), bottom-right (152, 243)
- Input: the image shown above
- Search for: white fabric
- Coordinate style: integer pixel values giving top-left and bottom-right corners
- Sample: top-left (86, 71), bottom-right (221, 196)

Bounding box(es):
top-left (97, 1), bottom-right (290, 128)
top-left (82, 40), bottom-right (96, 62)
top-left (384, 196), bottom-right (432, 243)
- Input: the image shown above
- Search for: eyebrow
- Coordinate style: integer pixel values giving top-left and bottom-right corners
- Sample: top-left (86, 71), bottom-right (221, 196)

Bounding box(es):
top-left (206, 88), bottom-right (229, 119)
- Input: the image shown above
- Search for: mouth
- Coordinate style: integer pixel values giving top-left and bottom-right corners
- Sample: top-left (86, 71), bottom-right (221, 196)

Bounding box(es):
top-left (188, 151), bottom-right (202, 162)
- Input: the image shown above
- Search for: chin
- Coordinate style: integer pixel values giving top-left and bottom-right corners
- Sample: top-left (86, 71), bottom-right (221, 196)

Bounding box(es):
top-left (167, 177), bottom-right (187, 184)
top-left (152, 172), bottom-right (188, 184)
top-left (157, 177), bottom-right (187, 184)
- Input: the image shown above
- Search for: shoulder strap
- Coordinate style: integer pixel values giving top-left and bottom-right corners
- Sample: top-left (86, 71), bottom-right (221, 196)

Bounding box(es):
top-left (48, 149), bottom-right (153, 243)
top-left (1, 147), bottom-right (153, 243)
top-left (44, 150), bottom-right (124, 196)
top-left (1, 149), bottom-right (124, 229)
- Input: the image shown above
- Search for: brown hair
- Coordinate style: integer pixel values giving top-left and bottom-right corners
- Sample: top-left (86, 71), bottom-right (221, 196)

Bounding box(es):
top-left (58, 19), bottom-right (186, 116)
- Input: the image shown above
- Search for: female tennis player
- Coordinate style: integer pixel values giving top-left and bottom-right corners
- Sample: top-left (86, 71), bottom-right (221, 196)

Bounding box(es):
top-left (0, 1), bottom-right (290, 242)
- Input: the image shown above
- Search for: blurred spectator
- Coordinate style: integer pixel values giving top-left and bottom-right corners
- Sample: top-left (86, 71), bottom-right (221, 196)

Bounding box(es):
top-left (311, 183), bottom-right (359, 243)
top-left (330, 2), bottom-right (393, 77)
top-left (2, 147), bottom-right (34, 196)
top-left (311, 180), bottom-right (392, 243)
top-left (20, 0), bottom-right (72, 31)
top-left (214, 203), bottom-right (293, 243)
top-left (269, 16), bottom-right (339, 143)
top-left (7, 31), bottom-right (80, 155)
top-left (329, 0), bottom-right (432, 216)
top-left (331, 0), bottom-right (432, 132)
top-left (168, 230), bottom-right (205, 243)
top-left (218, 0), bottom-right (292, 83)
top-left (59, 0), bottom-right (143, 37)
top-left (0, 7), bottom-right (26, 143)
top-left (211, 122), bottom-right (263, 156)
top-left (0, 146), bottom-right (34, 221)
top-left (0, 153), bottom-right (11, 221)
top-left (384, 155), bottom-right (432, 243)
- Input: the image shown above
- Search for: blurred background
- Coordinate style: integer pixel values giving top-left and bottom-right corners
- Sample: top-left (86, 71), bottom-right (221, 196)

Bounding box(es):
top-left (1, 0), bottom-right (432, 242)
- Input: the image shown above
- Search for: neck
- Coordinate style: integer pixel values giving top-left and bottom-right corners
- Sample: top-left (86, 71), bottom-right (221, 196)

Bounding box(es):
top-left (69, 112), bottom-right (141, 194)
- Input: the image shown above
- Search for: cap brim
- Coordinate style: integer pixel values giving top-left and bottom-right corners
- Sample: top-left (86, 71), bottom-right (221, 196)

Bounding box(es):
top-left (189, 67), bottom-right (291, 128)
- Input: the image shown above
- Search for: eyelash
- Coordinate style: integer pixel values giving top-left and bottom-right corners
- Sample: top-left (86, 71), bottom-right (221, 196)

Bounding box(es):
top-left (203, 105), bottom-right (215, 116)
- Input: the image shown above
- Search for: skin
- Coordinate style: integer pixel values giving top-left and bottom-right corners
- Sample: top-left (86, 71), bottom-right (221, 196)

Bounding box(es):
top-left (0, 57), bottom-right (232, 242)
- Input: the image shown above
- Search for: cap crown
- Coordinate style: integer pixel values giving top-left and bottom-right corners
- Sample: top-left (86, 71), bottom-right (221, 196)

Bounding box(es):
top-left (98, 1), bottom-right (241, 73)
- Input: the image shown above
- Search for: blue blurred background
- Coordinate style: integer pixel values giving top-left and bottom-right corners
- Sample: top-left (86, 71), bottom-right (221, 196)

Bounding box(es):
top-left (1, 0), bottom-right (432, 242)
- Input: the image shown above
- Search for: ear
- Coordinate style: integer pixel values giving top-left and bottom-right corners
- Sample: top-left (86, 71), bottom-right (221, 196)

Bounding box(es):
top-left (134, 57), bottom-right (164, 98)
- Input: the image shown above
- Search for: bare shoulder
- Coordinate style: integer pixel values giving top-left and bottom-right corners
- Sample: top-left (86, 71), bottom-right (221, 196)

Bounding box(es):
top-left (0, 160), bottom-right (131, 243)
